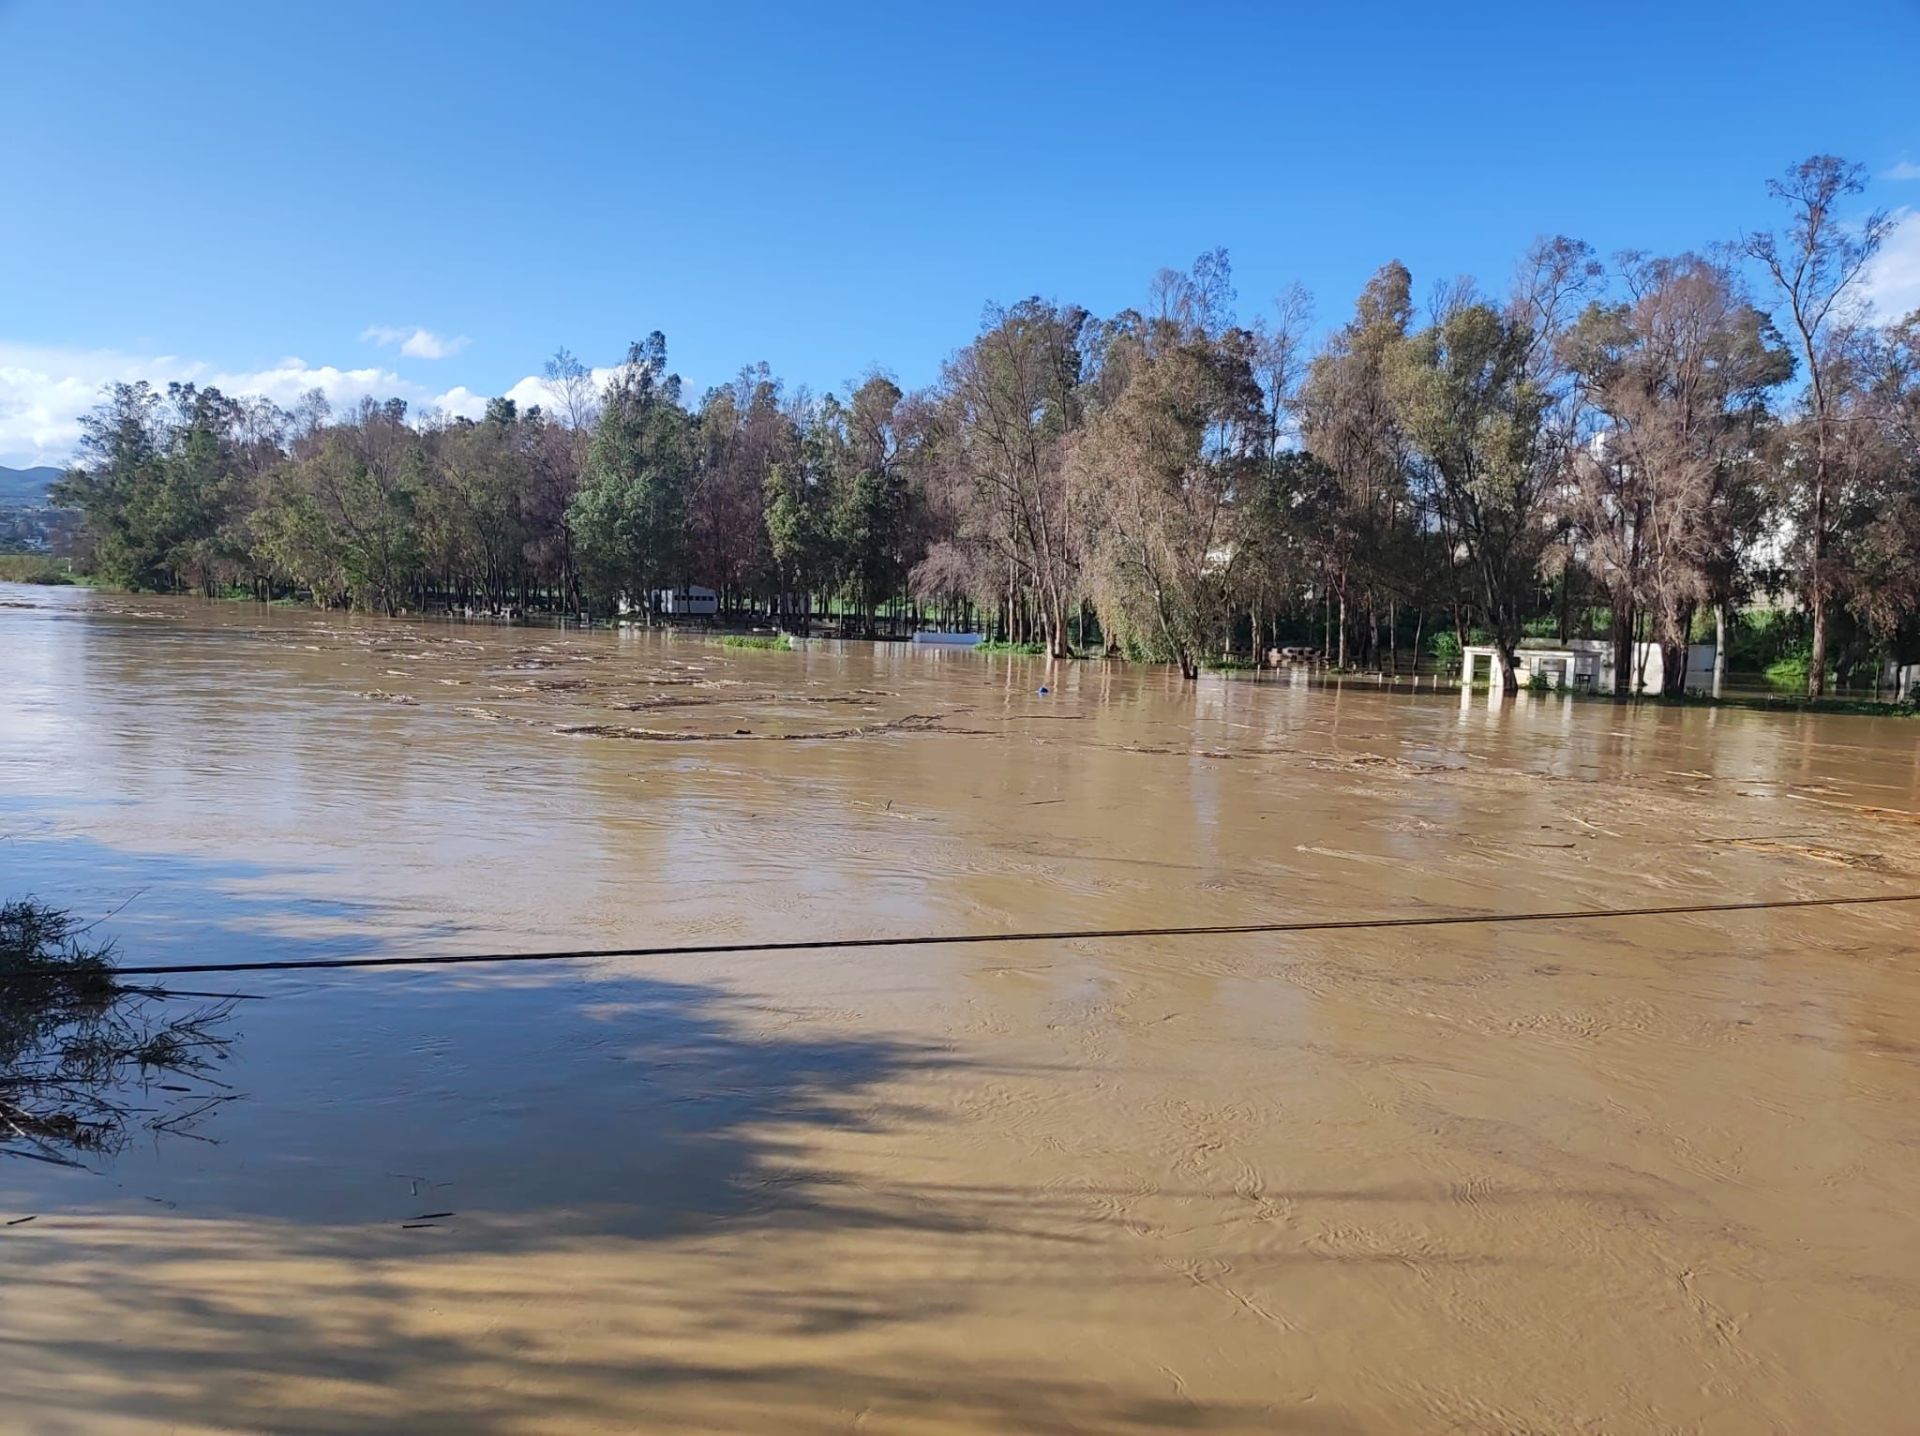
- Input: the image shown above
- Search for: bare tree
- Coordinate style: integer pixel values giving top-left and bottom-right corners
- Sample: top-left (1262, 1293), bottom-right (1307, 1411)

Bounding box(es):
top-left (544, 348), bottom-right (602, 437)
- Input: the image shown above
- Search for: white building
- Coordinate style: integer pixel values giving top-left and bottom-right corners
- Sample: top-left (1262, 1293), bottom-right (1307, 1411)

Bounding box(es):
top-left (1460, 639), bottom-right (1717, 695)
top-left (648, 586), bottom-right (719, 616)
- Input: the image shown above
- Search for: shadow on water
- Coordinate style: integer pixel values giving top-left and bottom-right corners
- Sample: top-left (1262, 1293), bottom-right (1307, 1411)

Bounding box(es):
top-left (0, 830), bottom-right (1338, 1432)
top-left (2, 826), bottom-right (951, 1240)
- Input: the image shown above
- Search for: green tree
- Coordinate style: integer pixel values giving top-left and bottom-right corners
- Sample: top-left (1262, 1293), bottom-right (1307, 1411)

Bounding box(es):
top-left (938, 299), bottom-right (1091, 656)
top-left (53, 382), bottom-right (248, 593)
top-left (1389, 296), bottom-right (1555, 692)
top-left (1300, 262), bottom-right (1415, 667)
top-left (1077, 259), bottom-right (1265, 678)
top-left (1743, 157), bottom-right (1895, 697)
top-left (568, 334), bottom-right (693, 616)
top-left (824, 377), bottom-right (917, 636)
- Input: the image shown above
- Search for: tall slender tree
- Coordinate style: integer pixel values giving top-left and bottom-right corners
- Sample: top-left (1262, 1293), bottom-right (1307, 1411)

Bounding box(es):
top-left (1743, 156), bottom-right (1893, 696)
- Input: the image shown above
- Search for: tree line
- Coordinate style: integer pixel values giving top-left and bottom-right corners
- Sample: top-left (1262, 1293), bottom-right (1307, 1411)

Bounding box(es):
top-left (49, 156), bottom-right (1920, 695)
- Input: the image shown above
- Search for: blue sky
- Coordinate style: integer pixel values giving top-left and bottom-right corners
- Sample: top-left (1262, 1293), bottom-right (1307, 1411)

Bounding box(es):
top-left (3, 0), bottom-right (1917, 465)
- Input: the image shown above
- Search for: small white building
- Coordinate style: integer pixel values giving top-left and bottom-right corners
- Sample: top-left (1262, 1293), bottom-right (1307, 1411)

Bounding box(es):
top-left (649, 586), bottom-right (719, 617)
top-left (1461, 638), bottom-right (1716, 695)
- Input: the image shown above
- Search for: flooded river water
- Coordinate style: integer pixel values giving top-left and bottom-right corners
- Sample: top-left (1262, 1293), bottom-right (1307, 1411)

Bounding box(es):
top-left (3, 584), bottom-right (1919, 1434)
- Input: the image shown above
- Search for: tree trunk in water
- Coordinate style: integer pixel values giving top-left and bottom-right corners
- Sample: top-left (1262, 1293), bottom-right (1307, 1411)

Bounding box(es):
top-left (1808, 589), bottom-right (1828, 700)
top-left (1611, 601), bottom-right (1633, 704)
top-left (1336, 589), bottom-right (1348, 670)
top-left (1048, 592), bottom-right (1071, 659)
top-left (1662, 641), bottom-right (1687, 698)
top-left (1713, 604), bottom-right (1727, 699)
top-left (1494, 645), bottom-right (1518, 695)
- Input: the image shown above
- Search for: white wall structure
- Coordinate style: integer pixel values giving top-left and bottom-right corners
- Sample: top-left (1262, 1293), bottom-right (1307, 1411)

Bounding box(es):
top-left (1461, 640), bottom-right (1716, 695)
top-left (650, 586), bottom-right (720, 616)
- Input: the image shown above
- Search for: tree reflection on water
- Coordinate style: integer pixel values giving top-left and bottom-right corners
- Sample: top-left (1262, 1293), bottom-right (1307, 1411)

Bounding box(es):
top-left (0, 898), bottom-right (235, 1166)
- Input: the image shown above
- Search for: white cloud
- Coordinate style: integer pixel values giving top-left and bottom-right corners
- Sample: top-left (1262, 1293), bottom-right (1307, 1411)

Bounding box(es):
top-left (0, 341), bottom-right (425, 467)
top-left (1862, 207), bottom-right (1920, 323)
top-left (208, 358), bottom-right (412, 410)
top-left (424, 385), bottom-right (492, 421)
top-left (360, 325), bottom-right (469, 360)
top-left (498, 367), bottom-right (622, 416)
top-left (0, 341), bottom-right (623, 469)
top-left (1885, 161), bottom-right (1920, 182)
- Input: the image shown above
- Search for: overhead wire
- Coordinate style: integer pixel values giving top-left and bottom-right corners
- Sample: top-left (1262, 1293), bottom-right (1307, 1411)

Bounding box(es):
top-left (76, 889), bottom-right (1920, 979)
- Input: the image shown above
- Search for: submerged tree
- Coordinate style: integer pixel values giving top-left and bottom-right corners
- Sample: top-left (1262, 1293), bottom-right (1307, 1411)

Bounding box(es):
top-left (40, 154), bottom-right (1920, 696)
top-left (1388, 292), bottom-right (1558, 692)
top-left (936, 299), bottom-right (1091, 656)
top-left (568, 333), bottom-right (694, 615)
top-left (1824, 314), bottom-right (1920, 656)
top-left (1077, 257), bottom-right (1265, 678)
top-left (1743, 157), bottom-right (1894, 697)
top-left (52, 382), bottom-right (255, 594)
top-left (1300, 262), bottom-right (1414, 668)
top-left (1562, 252), bottom-right (1792, 695)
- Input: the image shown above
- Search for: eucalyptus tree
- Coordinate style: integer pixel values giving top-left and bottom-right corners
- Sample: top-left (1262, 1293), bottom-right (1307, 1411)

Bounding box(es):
top-left (691, 363), bottom-right (795, 601)
top-left (938, 299), bottom-right (1091, 655)
top-left (1823, 314), bottom-right (1920, 658)
top-left (1075, 260), bottom-right (1265, 678)
top-left (252, 398), bottom-right (424, 614)
top-left (826, 375), bottom-right (919, 636)
top-left (1743, 156), bottom-right (1894, 695)
top-left (1388, 292), bottom-right (1556, 692)
top-left (567, 333), bottom-right (694, 616)
top-left (52, 381), bottom-right (254, 595)
top-left (1562, 252), bottom-right (1792, 694)
top-left (1300, 262), bottom-right (1414, 667)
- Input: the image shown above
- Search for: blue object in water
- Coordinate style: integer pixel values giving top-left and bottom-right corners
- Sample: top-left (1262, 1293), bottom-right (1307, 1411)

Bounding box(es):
top-left (1037, 685), bottom-right (1049, 695)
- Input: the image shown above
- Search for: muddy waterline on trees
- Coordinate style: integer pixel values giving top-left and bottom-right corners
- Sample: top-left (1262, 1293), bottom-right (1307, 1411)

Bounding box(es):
top-left (2, 584), bottom-right (1918, 1434)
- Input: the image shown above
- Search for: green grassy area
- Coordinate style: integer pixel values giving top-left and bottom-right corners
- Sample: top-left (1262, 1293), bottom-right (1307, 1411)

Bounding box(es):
top-left (977, 639), bottom-right (1048, 655)
top-left (0, 554), bottom-right (87, 584)
top-left (716, 634), bottom-right (793, 651)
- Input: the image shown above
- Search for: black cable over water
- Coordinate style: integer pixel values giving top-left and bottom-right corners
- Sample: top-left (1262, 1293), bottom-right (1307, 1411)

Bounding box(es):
top-left (93, 890), bottom-right (1920, 978)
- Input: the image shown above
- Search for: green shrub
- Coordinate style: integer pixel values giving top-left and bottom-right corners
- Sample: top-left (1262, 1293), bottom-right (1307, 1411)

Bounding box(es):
top-left (0, 555), bottom-right (80, 584)
top-left (716, 634), bottom-right (792, 651)
top-left (1763, 648), bottom-right (1810, 690)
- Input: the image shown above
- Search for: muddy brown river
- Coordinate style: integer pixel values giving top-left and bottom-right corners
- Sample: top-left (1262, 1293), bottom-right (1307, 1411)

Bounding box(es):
top-left (3, 584), bottom-right (1918, 1434)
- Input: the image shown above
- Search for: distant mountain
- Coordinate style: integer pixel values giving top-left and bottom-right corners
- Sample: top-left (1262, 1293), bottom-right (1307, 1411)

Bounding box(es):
top-left (0, 465), bottom-right (65, 506)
